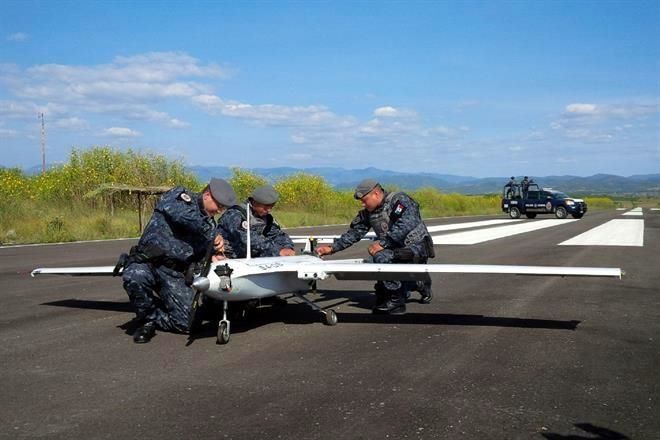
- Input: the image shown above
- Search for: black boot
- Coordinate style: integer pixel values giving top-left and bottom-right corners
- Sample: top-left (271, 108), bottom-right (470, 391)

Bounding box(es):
top-left (374, 290), bottom-right (406, 315)
top-left (371, 282), bottom-right (389, 313)
top-left (416, 281), bottom-right (433, 304)
top-left (133, 321), bottom-right (156, 343)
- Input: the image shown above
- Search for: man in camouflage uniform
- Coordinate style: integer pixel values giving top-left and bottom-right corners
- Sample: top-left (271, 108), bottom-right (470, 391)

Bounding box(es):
top-left (216, 184), bottom-right (296, 258)
top-left (316, 179), bottom-right (434, 315)
top-left (120, 178), bottom-right (236, 343)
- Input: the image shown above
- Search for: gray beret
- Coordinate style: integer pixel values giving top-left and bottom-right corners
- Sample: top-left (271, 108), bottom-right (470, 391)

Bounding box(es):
top-left (209, 178), bottom-right (237, 207)
top-left (250, 184), bottom-right (279, 205)
top-left (354, 178), bottom-right (380, 199)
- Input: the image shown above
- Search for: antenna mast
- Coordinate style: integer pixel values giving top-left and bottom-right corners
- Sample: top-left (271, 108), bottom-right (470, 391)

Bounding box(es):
top-left (39, 112), bottom-right (46, 173)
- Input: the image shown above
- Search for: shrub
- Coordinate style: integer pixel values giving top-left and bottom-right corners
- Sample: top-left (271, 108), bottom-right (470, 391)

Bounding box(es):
top-left (228, 168), bottom-right (268, 202)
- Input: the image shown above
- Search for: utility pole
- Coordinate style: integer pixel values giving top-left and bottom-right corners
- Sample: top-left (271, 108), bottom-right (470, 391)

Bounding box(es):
top-left (39, 112), bottom-right (46, 173)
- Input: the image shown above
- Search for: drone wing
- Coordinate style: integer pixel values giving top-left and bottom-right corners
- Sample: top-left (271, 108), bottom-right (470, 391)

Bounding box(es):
top-left (289, 233), bottom-right (376, 245)
top-left (31, 266), bottom-right (117, 277)
top-left (296, 260), bottom-right (622, 281)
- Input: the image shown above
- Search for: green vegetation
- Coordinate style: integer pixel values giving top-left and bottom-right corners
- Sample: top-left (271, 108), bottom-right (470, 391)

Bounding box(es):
top-left (0, 146), bottom-right (622, 246)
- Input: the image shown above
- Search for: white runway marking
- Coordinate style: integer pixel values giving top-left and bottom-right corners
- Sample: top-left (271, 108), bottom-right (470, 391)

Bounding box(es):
top-left (623, 208), bottom-right (643, 216)
top-left (426, 219), bottom-right (520, 233)
top-left (432, 219), bottom-right (578, 245)
top-left (559, 219), bottom-right (644, 247)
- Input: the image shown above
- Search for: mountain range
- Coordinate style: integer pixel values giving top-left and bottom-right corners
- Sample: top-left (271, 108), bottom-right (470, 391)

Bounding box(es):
top-left (15, 164), bottom-right (659, 196)
top-left (189, 166), bottom-right (660, 197)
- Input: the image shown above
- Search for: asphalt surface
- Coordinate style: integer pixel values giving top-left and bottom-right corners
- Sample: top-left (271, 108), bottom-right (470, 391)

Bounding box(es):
top-left (1, 210), bottom-right (658, 439)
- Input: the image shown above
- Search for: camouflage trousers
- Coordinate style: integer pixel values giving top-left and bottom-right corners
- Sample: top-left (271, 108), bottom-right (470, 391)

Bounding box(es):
top-left (370, 242), bottom-right (432, 296)
top-left (122, 262), bottom-right (194, 333)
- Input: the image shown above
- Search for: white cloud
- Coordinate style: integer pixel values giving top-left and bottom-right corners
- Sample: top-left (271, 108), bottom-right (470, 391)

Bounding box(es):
top-left (102, 127), bottom-right (140, 137)
top-left (373, 106), bottom-right (417, 118)
top-left (565, 102), bottom-right (658, 118)
top-left (0, 127), bottom-right (18, 137)
top-left (566, 103), bottom-right (599, 115)
top-left (192, 94), bottom-right (354, 128)
top-left (6, 32), bottom-right (28, 42)
top-left (0, 52), bottom-right (225, 132)
top-left (168, 118), bottom-right (190, 129)
top-left (52, 117), bottom-right (88, 130)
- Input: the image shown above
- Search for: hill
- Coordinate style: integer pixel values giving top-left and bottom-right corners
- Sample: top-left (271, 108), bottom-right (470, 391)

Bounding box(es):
top-left (188, 166), bottom-right (660, 196)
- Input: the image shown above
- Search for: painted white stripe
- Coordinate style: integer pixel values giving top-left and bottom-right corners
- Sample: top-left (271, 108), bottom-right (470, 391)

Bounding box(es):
top-left (426, 219), bottom-right (520, 233)
top-left (559, 219), bottom-right (644, 247)
top-left (623, 207), bottom-right (643, 216)
top-left (291, 219), bottom-right (521, 243)
top-left (433, 219), bottom-right (578, 245)
top-left (651, 208), bottom-right (660, 211)
top-left (616, 208), bottom-right (626, 211)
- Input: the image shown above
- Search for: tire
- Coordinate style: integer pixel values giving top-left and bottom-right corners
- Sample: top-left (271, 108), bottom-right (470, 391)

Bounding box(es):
top-left (323, 310), bottom-right (338, 326)
top-left (525, 213), bottom-right (537, 219)
top-left (509, 207), bottom-right (521, 219)
top-left (555, 206), bottom-right (568, 219)
top-left (216, 321), bottom-right (230, 344)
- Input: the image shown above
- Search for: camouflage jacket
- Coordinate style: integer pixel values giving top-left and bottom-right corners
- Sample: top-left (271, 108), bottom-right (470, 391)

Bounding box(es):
top-left (216, 204), bottom-right (294, 258)
top-left (136, 186), bottom-right (217, 266)
top-left (331, 191), bottom-right (430, 253)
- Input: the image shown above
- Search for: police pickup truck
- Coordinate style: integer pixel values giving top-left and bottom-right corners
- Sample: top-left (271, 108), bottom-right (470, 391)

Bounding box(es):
top-left (501, 178), bottom-right (587, 219)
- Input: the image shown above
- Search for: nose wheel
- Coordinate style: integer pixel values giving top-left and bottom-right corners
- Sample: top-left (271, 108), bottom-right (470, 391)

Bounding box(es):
top-left (216, 300), bottom-right (231, 345)
top-left (217, 320), bottom-right (230, 344)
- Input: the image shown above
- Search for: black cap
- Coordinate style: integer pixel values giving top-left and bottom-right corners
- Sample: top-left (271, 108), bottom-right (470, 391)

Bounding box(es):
top-left (250, 184), bottom-right (279, 205)
top-left (354, 178), bottom-right (380, 199)
top-left (209, 178), bottom-right (237, 207)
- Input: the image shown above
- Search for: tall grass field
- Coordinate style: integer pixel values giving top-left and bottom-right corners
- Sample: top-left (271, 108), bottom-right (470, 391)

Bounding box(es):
top-left (1, 147), bottom-right (620, 245)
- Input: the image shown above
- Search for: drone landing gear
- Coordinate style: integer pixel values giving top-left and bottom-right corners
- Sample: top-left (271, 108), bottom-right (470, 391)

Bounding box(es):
top-left (217, 300), bottom-right (230, 344)
top-left (214, 291), bottom-right (338, 345)
top-left (293, 293), bottom-right (338, 326)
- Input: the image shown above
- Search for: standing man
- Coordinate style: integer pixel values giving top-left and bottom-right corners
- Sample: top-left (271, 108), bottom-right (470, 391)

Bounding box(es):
top-left (217, 184), bottom-right (296, 258)
top-left (120, 178), bottom-right (236, 343)
top-left (315, 179), bottom-right (434, 315)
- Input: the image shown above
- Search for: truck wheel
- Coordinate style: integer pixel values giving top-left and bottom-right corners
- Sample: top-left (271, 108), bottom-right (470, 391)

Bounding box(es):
top-left (509, 207), bottom-right (521, 219)
top-left (555, 206), bottom-right (568, 219)
top-left (525, 213), bottom-right (537, 219)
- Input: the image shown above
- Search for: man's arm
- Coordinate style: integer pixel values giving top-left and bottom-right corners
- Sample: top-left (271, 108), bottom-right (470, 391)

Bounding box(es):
top-left (266, 221), bottom-right (296, 256)
top-left (332, 211), bottom-right (371, 253)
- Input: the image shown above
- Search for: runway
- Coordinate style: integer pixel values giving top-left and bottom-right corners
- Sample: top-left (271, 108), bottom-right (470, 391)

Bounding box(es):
top-left (1, 209), bottom-right (658, 439)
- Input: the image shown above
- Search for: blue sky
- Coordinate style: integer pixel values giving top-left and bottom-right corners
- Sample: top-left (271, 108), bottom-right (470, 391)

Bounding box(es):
top-left (1, 0), bottom-right (658, 177)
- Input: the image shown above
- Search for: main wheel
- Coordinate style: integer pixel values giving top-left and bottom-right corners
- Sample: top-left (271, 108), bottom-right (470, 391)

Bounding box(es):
top-left (555, 206), bottom-right (568, 219)
top-left (217, 321), bottom-right (230, 344)
top-left (323, 310), bottom-right (338, 326)
top-left (509, 207), bottom-right (521, 219)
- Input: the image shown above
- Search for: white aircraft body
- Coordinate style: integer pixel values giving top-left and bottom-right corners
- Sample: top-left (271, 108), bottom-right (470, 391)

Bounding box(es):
top-left (32, 252), bottom-right (622, 344)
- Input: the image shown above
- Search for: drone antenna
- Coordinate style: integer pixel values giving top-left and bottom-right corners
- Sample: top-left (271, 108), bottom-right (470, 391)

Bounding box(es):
top-left (246, 200), bottom-right (252, 260)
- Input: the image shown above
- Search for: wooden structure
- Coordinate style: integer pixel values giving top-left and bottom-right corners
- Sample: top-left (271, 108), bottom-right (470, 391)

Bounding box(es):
top-left (84, 184), bottom-right (172, 232)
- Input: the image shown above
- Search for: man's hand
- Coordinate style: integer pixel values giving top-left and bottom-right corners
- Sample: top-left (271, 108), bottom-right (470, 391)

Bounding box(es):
top-left (212, 254), bottom-right (227, 262)
top-left (279, 248), bottom-right (296, 257)
top-left (213, 234), bottom-right (225, 253)
top-left (368, 242), bottom-right (384, 256)
top-left (315, 245), bottom-right (333, 256)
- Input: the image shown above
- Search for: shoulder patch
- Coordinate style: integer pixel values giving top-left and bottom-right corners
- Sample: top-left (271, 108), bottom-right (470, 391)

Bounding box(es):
top-left (393, 202), bottom-right (406, 217)
top-left (179, 193), bottom-right (192, 203)
top-left (241, 220), bottom-right (249, 230)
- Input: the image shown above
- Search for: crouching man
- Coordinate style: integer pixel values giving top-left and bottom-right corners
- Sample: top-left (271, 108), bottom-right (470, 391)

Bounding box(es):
top-left (120, 178), bottom-right (236, 343)
top-left (316, 179), bottom-right (434, 315)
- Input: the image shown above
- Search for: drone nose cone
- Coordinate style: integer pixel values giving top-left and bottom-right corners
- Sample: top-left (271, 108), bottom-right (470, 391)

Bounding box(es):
top-left (192, 276), bottom-right (210, 292)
